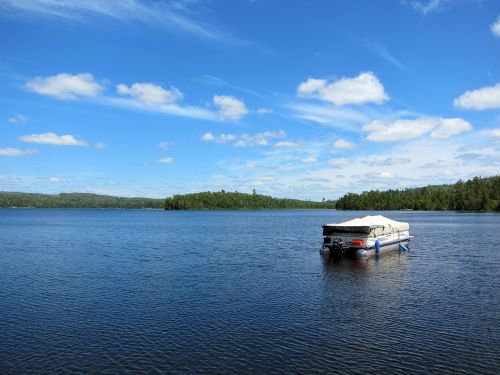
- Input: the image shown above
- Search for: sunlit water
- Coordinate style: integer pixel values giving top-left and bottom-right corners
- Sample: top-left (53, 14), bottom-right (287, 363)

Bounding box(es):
top-left (0, 209), bottom-right (499, 374)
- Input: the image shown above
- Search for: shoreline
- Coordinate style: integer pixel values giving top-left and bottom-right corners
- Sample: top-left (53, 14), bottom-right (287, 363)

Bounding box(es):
top-left (1, 207), bottom-right (498, 213)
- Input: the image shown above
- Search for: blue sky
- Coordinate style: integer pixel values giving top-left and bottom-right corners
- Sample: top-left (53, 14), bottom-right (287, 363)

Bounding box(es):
top-left (1, 0), bottom-right (500, 200)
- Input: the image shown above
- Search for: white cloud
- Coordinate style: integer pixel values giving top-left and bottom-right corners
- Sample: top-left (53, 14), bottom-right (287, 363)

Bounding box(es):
top-left (8, 114), bottom-right (29, 123)
top-left (429, 118), bottom-right (472, 139)
top-left (0, 147), bottom-right (35, 156)
top-left (19, 132), bottom-right (87, 146)
top-left (364, 171), bottom-right (393, 180)
top-left (274, 141), bottom-right (298, 148)
top-left (364, 118), bottom-right (434, 141)
top-left (492, 129), bottom-right (500, 138)
top-left (328, 158), bottom-right (352, 167)
top-left (158, 156), bottom-right (174, 164)
top-left (95, 142), bottom-right (107, 150)
top-left (201, 132), bottom-right (215, 141)
top-left (297, 72), bottom-right (389, 106)
top-left (363, 117), bottom-right (472, 142)
top-left (26, 73), bottom-right (103, 100)
top-left (206, 133), bottom-right (236, 143)
top-left (48, 177), bottom-right (61, 184)
top-left (491, 16), bottom-right (500, 37)
top-left (235, 131), bottom-right (285, 147)
top-left (202, 130), bottom-right (286, 147)
top-left (219, 134), bottom-right (238, 143)
top-left (302, 156), bottom-right (317, 164)
top-left (333, 139), bottom-right (355, 150)
top-left (213, 95), bottom-right (248, 120)
top-left (117, 83), bottom-right (182, 106)
top-left (454, 83), bottom-right (500, 110)
top-left (26, 73), bottom-right (217, 121)
top-left (365, 157), bottom-right (411, 167)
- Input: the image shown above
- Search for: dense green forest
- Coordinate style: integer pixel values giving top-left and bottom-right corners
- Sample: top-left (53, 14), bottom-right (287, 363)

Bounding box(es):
top-left (164, 190), bottom-right (336, 210)
top-left (0, 192), bottom-right (164, 209)
top-left (335, 176), bottom-right (500, 211)
top-left (2, 175), bottom-right (499, 211)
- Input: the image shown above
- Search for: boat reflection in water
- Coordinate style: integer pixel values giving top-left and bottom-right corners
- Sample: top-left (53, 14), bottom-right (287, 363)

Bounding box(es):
top-left (320, 246), bottom-right (412, 276)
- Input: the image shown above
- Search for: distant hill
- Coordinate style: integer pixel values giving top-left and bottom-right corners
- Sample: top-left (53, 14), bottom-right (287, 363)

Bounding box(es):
top-left (164, 190), bottom-right (335, 210)
top-left (335, 176), bottom-right (500, 211)
top-left (0, 192), bottom-right (164, 209)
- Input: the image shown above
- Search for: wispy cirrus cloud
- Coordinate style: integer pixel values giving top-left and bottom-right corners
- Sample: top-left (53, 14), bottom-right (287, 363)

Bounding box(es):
top-left (104, 94), bottom-right (217, 121)
top-left (8, 114), bottom-right (29, 123)
top-left (406, 0), bottom-right (445, 14)
top-left (19, 132), bottom-right (87, 146)
top-left (289, 102), bottom-right (369, 131)
top-left (158, 142), bottom-right (172, 150)
top-left (94, 142), bottom-right (107, 150)
top-left (0, 147), bottom-right (36, 156)
top-left (364, 41), bottom-right (407, 71)
top-left (290, 100), bottom-right (417, 134)
top-left (197, 75), bottom-right (263, 98)
top-left (257, 107), bottom-right (272, 114)
top-left (201, 130), bottom-right (286, 147)
top-left (492, 16), bottom-right (500, 37)
top-left (1, 0), bottom-right (242, 44)
top-left (404, 0), bottom-right (479, 15)
top-left (404, 0), bottom-right (456, 15)
top-left (0, 176), bottom-right (22, 185)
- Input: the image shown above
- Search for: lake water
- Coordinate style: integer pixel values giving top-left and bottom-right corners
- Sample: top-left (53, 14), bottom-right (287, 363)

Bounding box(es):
top-left (0, 209), bottom-right (499, 374)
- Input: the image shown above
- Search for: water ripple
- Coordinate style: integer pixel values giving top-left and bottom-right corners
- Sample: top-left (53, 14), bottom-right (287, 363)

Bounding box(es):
top-left (0, 209), bottom-right (499, 374)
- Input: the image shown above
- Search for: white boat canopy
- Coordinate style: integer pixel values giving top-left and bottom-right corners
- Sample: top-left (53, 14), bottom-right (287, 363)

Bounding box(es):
top-left (323, 215), bottom-right (409, 235)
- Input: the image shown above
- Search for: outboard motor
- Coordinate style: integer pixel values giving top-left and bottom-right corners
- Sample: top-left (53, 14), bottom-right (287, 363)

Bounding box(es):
top-left (330, 239), bottom-right (344, 259)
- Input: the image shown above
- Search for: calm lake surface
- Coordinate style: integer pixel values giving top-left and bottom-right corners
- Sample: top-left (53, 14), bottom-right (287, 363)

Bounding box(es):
top-left (0, 209), bottom-right (499, 374)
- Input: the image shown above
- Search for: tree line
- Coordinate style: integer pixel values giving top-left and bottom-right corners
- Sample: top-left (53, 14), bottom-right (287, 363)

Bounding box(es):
top-left (164, 190), bottom-right (336, 210)
top-left (335, 176), bottom-right (500, 211)
top-left (2, 175), bottom-right (499, 211)
top-left (0, 192), bottom-right (164, 209)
